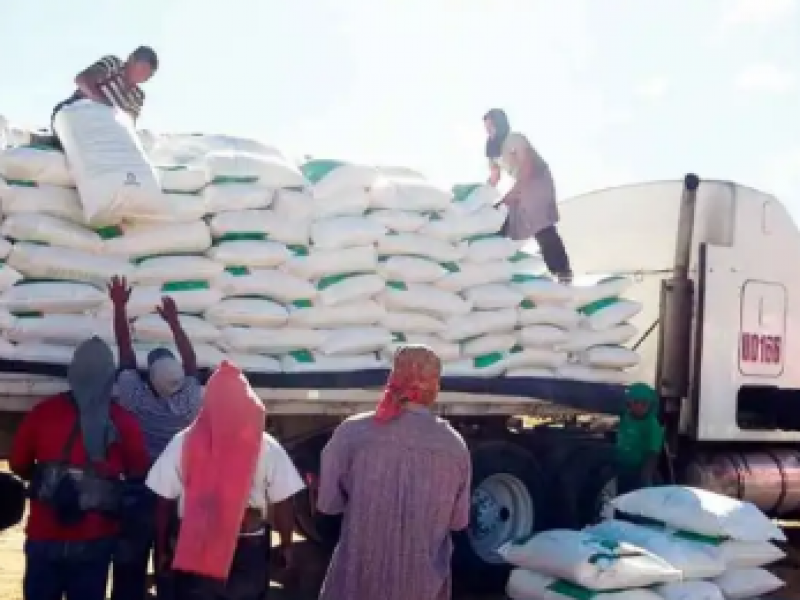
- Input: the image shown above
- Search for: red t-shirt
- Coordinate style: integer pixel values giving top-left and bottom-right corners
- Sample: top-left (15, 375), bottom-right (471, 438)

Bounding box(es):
top-left (9, 393), bottom-right (150, 541)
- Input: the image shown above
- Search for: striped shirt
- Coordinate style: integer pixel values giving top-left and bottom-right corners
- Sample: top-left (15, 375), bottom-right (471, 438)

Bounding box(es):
top-left (73, 55), bottom-right (145, 120)
top-left (115, 370), bottom-right (202, 461)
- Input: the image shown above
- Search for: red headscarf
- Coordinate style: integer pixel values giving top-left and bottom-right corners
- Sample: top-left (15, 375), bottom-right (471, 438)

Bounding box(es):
top-left (172, 361), bottom-right (265, 580)
top-left (375, 344), bottom-right (442, 423)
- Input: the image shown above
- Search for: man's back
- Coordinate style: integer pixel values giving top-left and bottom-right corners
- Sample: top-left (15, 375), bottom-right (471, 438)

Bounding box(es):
top-left (319, 408), bottom-right (470, 600)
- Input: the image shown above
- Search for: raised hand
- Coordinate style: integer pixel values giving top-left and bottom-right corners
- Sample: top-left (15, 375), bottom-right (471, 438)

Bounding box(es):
top-left (107, 275), bottom-right (131, 306)
top-left (156, 296), bottom-right (180, 326)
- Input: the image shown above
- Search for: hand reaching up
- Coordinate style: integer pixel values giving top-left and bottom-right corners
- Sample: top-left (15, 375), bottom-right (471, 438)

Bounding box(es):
top-left (107, 276), bottom-right (131, 306)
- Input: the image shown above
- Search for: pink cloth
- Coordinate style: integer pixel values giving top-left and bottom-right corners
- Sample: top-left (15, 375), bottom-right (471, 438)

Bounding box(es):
top-left (172, 361), bottom-right (265, 580)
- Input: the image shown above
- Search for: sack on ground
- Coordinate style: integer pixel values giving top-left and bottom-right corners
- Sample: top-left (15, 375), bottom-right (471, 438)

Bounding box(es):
top-left (54, 101), bottom-right (163, 224)
top-left (711, 567), bottom-right (784, 599)
top-left (609, 486), bottom-right (786, 542)
top-left (584, 520), bottom-right (727, 579)
top-left (498, 530), bottom-right (681, 590)
top-left (507, 569), bottom-right (662, 600)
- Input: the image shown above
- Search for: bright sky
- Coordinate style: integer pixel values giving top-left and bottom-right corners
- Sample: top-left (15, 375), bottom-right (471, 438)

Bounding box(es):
top-left (2, 0), bottom-right (799, 207)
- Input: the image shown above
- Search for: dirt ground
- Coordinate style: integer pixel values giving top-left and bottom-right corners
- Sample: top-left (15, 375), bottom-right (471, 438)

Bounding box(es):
top-left (0, 457), bottom-right (797, 600)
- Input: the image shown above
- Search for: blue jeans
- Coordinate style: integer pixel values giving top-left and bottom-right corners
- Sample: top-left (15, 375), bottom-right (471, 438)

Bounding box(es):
top-left (23, 538), bottom-right (115, 600)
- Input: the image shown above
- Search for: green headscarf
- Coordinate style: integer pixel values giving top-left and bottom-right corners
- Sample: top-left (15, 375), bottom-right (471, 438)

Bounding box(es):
top-left (616, 383), bottom-right (664, 467)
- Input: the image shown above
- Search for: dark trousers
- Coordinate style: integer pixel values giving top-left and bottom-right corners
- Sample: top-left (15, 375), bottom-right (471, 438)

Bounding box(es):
top-left (23, 538), bottom-right (115, 600)
top-left (535, 225), bottom-right (572, 282)
top-left (173, 530), bottom-right (271, 600)
top-left (111, 526), bottom-right (154, 600)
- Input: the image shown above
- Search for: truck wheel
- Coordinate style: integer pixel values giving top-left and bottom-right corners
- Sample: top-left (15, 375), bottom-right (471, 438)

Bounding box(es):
top-left (291, 449), bottom-right (340, 549)
top-left (453, 441), bottom-right (548, 592)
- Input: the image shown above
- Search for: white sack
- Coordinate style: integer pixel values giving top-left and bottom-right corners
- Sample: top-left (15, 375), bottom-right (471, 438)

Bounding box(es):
top-left (378, 256), bottom-right (448, 283)
top-left (557, 365), bottom-right (631, 384)
top-left (288, 300), bottom-right (385, 328)
top-left (0, 145), bottom-right (73, 187)
top-left (54, 101), bottom-right (163, 224)
top-left (503, 349), bottom-right (568, 371)
top-left (382, 283), bottom-right (472, 318)
top-left (518, 325), bottom-right (570, 348)
top-left (283, 246), bottom-right (377, 279)
top-left (7, 243), bottom-right (129, 287)
top-left (311, 216), bottom-right (386, 250)
top-left (303, 161), bottom-right (378, 199)
top-left (221, 327), bottom-right (328, 354)
top-left (225, 353), bottom-right (281, 373)
top-left (507, 569), bottom-right (662, 600)
top-left (655, 581), bottom-right (725, 600)
top-left (133, 314), bottom-right (220, 343)
top-left (281, 352), bottom-right (384, 373)
top-left (2, 213), bottom-right (102, 252)
top-left (514, 277), bottom-right (574, 306)
top-left (609, 486), bottom-right (786, 542)
top-left (125, 283), bottom-right (222, 317)
top-left (10, 342), bottom-right (75, 365)
top-left (156, 164), bottom-right (209, 193)
top-left (0, 180), bottom-right (84, 223)
top-left (436, 261), bottom-right (514, 292)
top-left (582, 299), bottom-right (643, 332)
top-left (498, 529), bottom-right (681, 591)
top-left (318, 273), bottom-right (385, 306)
top-left (557, 325), bottom-right (638, 352)
top-left (518, 305), bottom-right (582, 329)
top-left (377, 233), bottom-right (466, 263)
top-left (103, 222), bottom-right (212, 259)
top-left (449, 183), bottom-right (501, 216)
top-left (217, 268), bottom-right (316, 302)
top-left (570, 277), bottom-right (633, 310)
top-left (0, 282), bottom-right (105, 313)
top-left (210, 210), bottom-right (309, 246)
top-left (204, 298), bottom-right (288, 328)
top-left (441, 309), bottom-right (518, 342)
top-left (462, 333), bottom-right (517, 357)
top-left (319, 327), bottom-right (393, 355)
top-left (369, 178), bottom-right (452, 212)
top-left (6, 315), bottom-right (112, 345)
top-left (207, 240), bottom-right (292, 268)
top-left (384, 334), bottom-right (461, 362)
top-left (717, 540), bottom-right (785, 568)
top-left (273, 188), bottom-right (369, 221)
top-left (711, 567), bottom-right (783, 599)
top-left (367, 209), bottom-right (428, 233)
top-left (585, 520), bottom-right (727, 580)
top-left (465, 235), bottom-right (522, 263)
top-left (420, 205), bottom-right (507, 242)
top-left (134, 256), bottom-right (224, 285)
top-left (381, 312), bottom-right (446, 334)
top-left (130, 192), bottom-right (207, 224)
top-left (444, 356), bottom-right (506, 378)
top-left (578, 346), bottom-right (640, 369)
top-left (202, 182), bottom-right (274, 212)
top-left (204, 151), bottom-right (306, 188)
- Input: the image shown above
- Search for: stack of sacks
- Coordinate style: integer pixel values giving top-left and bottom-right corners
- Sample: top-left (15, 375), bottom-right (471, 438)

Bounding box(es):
top-left (500, 529), bottom-right (681, 599)
top-left (585, 486), bottom-right (786, 600)
top-left (0, 130), bottom-right (646, 377)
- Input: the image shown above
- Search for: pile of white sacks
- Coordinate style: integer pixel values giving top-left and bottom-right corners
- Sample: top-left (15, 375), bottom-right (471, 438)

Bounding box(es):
top-left (0, 102), bottom-right (643, 376)
top-left (502, 486), bottom-right (786, 600)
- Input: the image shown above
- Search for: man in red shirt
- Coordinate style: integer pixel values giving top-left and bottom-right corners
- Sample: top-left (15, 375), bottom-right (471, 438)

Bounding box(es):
top-left (10, 336), bottom-right (150, 600)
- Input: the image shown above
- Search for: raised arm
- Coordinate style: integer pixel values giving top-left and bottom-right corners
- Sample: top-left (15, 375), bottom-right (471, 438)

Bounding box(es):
top-left (157, 296), bottom-right (197, 376)
top-left (108, 276), bottom-right (137, 371)
top-left (75, 55), bottom-right (121, 104)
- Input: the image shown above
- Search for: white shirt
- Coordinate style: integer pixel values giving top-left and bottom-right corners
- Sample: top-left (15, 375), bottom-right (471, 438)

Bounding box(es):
top-left (146, 431), bottom-right (305, 517)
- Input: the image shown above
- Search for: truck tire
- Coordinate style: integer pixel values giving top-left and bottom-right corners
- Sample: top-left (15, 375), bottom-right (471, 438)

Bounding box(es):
top-left (291, 448), bottom-right (341, 549)
top-left (453, 440), bottom-right (549, 592)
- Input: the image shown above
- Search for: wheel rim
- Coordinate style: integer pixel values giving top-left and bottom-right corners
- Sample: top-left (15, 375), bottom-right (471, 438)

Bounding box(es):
top-left (467, 473), bottom-right (535, 564)
top-left (597, 477), bottom-right (618, 521)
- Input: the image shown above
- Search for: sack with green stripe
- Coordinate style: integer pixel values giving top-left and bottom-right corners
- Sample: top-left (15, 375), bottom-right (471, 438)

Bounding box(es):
top-left (0, 144), bottom-right (73, 187)
top-left (450, 182), bottom-right (502, 216)
top-left (442, 351), bottom-right (507, 377)
top-left (204, 151), bottom-right (306, 189)
top-left (569, 276), bottom-right (633, 311)
top-left (209, 209), bottom-right (309, 246)
top-left (377, 232), bottom-right (467, 263)
top-left (585, 520), bottom-right (727, 580)
top-left (283, 246), bottom-right (377, 280)
top-left (134, 191), bottom-right (206, 224)
top-left (0, 179), bottom-right (84, 223)
top-left (288, 300), bottom-right (385, 328)
top-left (208, 239), bottom-right (295, 269)
top-left (301, 159), bottom-right (381, 200)
top-left (6, 314), bottom-right (112, 346)
top-left (317, 272), bottom-right (385, 307)
top-left (156, 164), bottom-right (209, 194)
top-left (580, 297), bottom-right (642, 332)
top-left (506, 569), bottom-right (662, 600)
top-left (0, 281), bottom-right (105, 313)
top-left (7, 242), bottom-right (131, 287)
top-left (436, 260), bottom-right (514, 293)
top-left (370, 173), bottom-right (452, 213)
top-left (217, 267), bottom-right (316, 303)
top-left (420, 204), bottom-right (508, 242)
top-left (498, 529), bottom-right (680, 591)
top-left (311, 215), bottom-right (387, 250)
top-left (464, 282), bottom-right (525, 310)
top-left (133, 314), bottom-right (220, 344)
top-left (202, 178), bottom-right (274, 212)
top-left (464, 234), bottom-right (523, 262)
top-left (382, 281), bottom-right (471, 318)
top-left (367, 209), bottom-right (429, 233)
top-left (2, 213), bottom-right (103, 252)
top-left (281, 350), bottom-right (384, 373)
top-left (134, 255), bottom-right (224, 285)
top-left (103, 221), bottom-right (212, 260)
top-left (377, 256), bottom-right (449, 284)
top-left (124, 280), bottom-right (222, 318)
top-left (204, 297), bottom-right (288, 328)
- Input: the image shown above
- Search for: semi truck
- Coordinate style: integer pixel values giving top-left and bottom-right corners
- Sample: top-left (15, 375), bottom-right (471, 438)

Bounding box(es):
top-left (1, 174), bottom-right (798, 591)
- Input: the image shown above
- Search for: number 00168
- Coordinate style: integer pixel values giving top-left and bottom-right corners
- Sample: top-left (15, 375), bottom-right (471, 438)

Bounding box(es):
top-left (740, 333), bottom-right (782, 364)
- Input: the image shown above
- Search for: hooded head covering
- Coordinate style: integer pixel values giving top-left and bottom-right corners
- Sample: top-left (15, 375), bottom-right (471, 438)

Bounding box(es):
top-left (484, 108), bottom-right (511, 160)
top-left (626, 382), bottom-right (659, 411)
top-left (68, 336), bottom-right (118, 463)
top-left (147, 347), bottom-right (185, 399)
top-left (375, 344), bottom-right (442, 423)
top-left (172, 361), bottom-right (265, 580)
